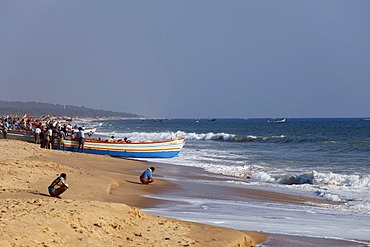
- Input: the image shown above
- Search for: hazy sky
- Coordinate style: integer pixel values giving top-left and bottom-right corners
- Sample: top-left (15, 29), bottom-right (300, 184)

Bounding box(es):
top-left (1, 1), bottom-right (369, 118)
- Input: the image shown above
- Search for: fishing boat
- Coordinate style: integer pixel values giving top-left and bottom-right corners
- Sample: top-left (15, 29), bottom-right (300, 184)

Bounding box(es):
top-left (0, 129), bottom-right (35, 142)
top-left (52, 137), bottom-right (185, 158)
top-left (267, 118), bottom-right (286, 124)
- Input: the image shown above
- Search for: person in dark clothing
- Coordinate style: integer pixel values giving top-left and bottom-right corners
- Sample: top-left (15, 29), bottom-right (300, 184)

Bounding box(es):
top-left (40, 129), bottom-right (46, 148)
top-left (77, 127), bottom-right (84, 152)
top-left (2, 125), bottom-right (8, 139)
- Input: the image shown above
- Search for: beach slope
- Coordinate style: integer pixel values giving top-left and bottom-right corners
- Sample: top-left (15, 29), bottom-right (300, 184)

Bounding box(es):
top-left (0, 140), bottom-right (265, 246)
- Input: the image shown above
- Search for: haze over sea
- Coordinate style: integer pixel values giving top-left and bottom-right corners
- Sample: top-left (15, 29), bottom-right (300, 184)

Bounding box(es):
top-left (78, 118), bottom-right (370, 244)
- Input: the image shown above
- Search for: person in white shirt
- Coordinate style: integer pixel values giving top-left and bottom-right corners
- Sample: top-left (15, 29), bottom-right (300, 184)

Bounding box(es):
top-left (34, 127), bottom-right (41, 144)
top-left (46, 128), bottom-right (53, 149)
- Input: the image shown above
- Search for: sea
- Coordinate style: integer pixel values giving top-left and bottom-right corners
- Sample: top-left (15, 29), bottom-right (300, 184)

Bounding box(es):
top-left (76, 118), bottom-right (370, 244)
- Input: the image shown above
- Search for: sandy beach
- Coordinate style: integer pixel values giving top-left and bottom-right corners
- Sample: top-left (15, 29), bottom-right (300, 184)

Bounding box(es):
top-left (0, 139), bottom-right (265, 246)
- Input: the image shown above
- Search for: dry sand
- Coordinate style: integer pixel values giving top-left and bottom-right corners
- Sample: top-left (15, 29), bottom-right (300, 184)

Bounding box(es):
top-left (0, 139), bottom-right (265, 247)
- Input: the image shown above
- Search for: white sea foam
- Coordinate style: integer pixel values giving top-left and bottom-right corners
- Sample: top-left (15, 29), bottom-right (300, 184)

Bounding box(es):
top-left (315, 191), bottom-right (342, 202)
top-left (94, 131), bottom-right (181, 142)
top-left (143, 194), bottom-right (370, 242)
top-left (153, 149), bottom-right (370, 215)
top-left (93, 128), bottom-right (288, 143)
top-left (174, 159), bottom-right (370, 190)
top-left (175, 131), bottom-right (235, 141)
top-left (312, 170), bottom-right (370, 187)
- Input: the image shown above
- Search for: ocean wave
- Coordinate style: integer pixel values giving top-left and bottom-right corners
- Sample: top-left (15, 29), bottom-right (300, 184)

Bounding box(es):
top-left (253, 170), bottom-right (370, 189)
top-left (199, 163), bottom-right (370, 190)
top-left (312, 170), bottom-right (370, 188)
top-left (201, 164), bottom-right (263, 179)
top-left (342, 200), bottom-right (370, 215)
top-left (315, 191), bottom-right (342, 202)
top-left (315, 190), bottom-right (370, 215)
top-left (186, 133), bottom-right (289, 143)
top-left (94, 130), bottom-right (291, 143)
top-left (204, 165), bottom-right (370, 208)
top-left (230, 135), bottom-right (288, 143)
top-left (185, 132), bottom-right (235, 141)
top-left (92, 128), bottom-right (345, 146)
top-left (89, 125), bottom-right (338, 145)
top-left (94, 131), bottom-right (182, 142)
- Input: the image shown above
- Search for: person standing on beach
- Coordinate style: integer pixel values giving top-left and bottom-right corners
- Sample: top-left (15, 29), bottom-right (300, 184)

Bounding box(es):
top-left (34, 126), bottom-right (41, 144)
top-left (77, 127), bottom-right (84, 152)
top-left (48, 173), bottom-right (69, 198)
top-left (40, 128), bottom-right (45, 148)
top-left (2, 124), bottom-right (8, 139)
top-left (58, 129), bottom-right (66, 151)
top-left (46, 128), bottom-right (53, 149)
top-left (140, 167), bottom-right (155, 184)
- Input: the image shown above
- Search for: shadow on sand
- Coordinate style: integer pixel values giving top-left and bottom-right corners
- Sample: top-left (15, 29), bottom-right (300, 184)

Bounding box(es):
top-left (125, 180), bottom-right (142, 185)
top-left (29, 192), bottom-right (51, 197)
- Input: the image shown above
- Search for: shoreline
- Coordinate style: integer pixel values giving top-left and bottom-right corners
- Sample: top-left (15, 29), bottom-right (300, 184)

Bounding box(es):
top-left (0, 139), bottom-right (265, 246)
top-left (1, 139), bottom-right (368, 246)
top-left (143, 161), bottom-right (370, 247)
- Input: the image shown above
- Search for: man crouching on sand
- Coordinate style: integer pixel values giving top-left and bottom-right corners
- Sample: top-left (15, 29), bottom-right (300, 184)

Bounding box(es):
top-left (140, 167), bottom-right (155, 184)
top-left (48, 173), bottom-right (69, 198)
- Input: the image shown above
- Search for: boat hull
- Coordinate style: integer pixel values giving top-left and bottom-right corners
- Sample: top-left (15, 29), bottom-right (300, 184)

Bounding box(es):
top-left (53, 138), bottom-right (185, 158)
top-left (268, 118), bottom-right (286, 123)
top-left (0, 130), bottom-right (35, 142)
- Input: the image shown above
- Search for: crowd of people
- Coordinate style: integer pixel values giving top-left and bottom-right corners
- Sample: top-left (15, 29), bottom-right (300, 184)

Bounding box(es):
top-left (1, 115), bottom-right (156, 202)
top-left (0, 115), bottom-right (85, 152)
top-left (33, 122), bottom-right (85, 151)
top-left (1, 115), bottom-right (131, 152)
top-left (1, 115), bottom-right (32, 139)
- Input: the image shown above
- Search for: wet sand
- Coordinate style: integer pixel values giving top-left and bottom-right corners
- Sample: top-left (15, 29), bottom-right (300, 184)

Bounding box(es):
top-left (262, 234), bottom-right (369, 247)
top-left (143, 161), bottom-right (370, 247)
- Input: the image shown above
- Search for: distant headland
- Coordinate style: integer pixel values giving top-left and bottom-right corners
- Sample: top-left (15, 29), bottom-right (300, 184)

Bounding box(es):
top-left (0, 100), bottom-right (141, 119)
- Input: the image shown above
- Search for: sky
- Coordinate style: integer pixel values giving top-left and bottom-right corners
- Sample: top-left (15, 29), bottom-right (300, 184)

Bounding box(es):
top-left (1, 1), bottom-right (370, 118)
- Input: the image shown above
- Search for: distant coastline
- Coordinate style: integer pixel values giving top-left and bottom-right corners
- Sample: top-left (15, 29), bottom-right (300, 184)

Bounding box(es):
top-left (0, 100), bottom-right (141, 119)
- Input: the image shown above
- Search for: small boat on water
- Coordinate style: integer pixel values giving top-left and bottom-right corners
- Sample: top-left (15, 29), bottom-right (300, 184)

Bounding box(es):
top-left (268, 118), bottom-right (286, 124)
top-left (52, 138), bottom-right (185, 158)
